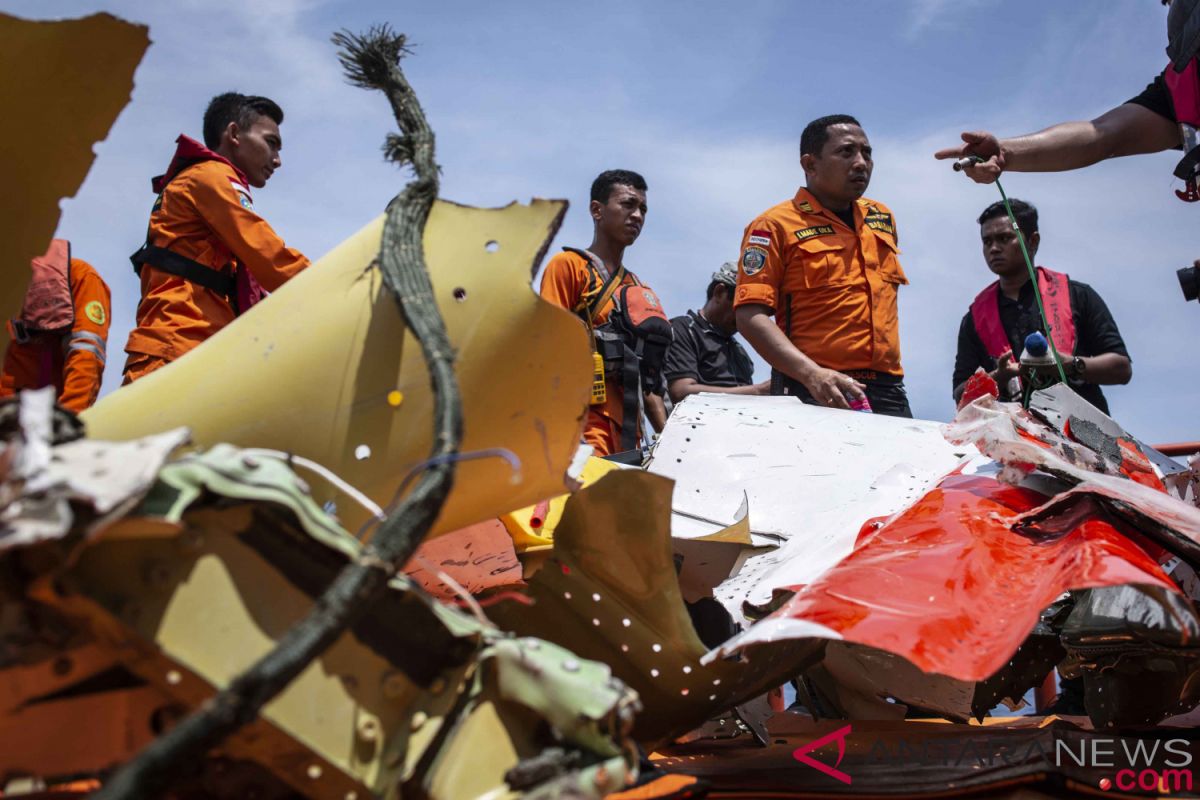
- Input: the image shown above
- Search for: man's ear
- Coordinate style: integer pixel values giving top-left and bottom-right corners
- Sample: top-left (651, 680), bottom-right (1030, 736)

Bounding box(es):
top-left (223, 120), bottom-right (241, 148)
top-left (589, 198), bottom-right (603, 221)
top-left (799, 152), bottom-right (816, 177)
top-left (1028, 230), bottom-right (1041, 256)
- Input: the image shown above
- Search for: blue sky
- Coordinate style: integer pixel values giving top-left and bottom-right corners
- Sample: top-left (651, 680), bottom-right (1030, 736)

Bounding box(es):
top-left (6, 0), bottom-right (1197, 444)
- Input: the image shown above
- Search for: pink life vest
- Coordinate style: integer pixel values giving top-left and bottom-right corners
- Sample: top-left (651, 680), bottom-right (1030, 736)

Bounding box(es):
top-left (969, 267), bottom-right (1076, 359)
top-left (1165, 59), bottom-right (1200, 127)
top-left (13, 239), bottom-right (73, 337)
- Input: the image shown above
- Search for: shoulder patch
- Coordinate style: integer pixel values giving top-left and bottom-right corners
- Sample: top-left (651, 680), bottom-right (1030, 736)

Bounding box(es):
top-left (84, 300), bottom-right (106, 326)
top-left (741, 246), bottom-right (768, 276)
top-left (238, 192), bottom-right (254, 211)
top-left (794, 225), bottom-right (835, 242)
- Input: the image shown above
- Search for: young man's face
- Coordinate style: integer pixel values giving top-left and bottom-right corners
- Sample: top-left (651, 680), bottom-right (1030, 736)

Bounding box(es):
top-left (228, 115), bottom-right (283, 188)
top-left (591, 184), bottom-right (647, 247)
top-left (802, 123), bottom-right (873, 209)
top-left (980, 216), bottom-right (1039, 280)
top-left (709, 282), bottom-right (737, 332)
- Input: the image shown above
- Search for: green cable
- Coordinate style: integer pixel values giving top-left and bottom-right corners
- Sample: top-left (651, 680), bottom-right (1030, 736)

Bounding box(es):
top-left (964, 156), bottom-right (1070, 386)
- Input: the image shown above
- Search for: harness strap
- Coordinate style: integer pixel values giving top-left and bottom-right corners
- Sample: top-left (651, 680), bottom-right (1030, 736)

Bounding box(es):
top-left (618, 342), bottom-right (641, 451)
top-left (131, 244), bottom-right (236, 301)
top-left (562, 247), bottom-right (627, 324)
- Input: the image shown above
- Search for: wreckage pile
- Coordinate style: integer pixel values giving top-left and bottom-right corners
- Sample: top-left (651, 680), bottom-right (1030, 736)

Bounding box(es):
top-left (2, 11), bottom-right (1200, 800)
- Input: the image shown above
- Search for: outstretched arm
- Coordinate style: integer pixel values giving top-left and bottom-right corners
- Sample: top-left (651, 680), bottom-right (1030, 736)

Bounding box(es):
top-left (934, 104), bottom-right (1180, 184)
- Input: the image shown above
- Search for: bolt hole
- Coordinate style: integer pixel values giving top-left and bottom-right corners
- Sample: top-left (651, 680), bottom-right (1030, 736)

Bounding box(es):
top-left (452, 287), bottom-right (467, 302)
top-left (484, 240), bottom-right (499, 253)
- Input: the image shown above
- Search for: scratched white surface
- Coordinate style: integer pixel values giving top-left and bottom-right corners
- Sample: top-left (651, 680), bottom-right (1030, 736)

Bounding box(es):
top-left (647, 393), bottom-right (965, 624)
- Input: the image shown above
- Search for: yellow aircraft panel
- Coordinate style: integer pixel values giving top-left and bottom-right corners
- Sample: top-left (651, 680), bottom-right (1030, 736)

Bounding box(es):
top-left (86, 199), bottom-right (592, 537)
top-left (0, 12), bottom-right (147, 323)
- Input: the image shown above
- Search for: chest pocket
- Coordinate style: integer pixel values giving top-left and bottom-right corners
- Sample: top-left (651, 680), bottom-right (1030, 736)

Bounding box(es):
top-left (870, 229), bottom-right (908, 286)
top-left (790, 235), bottom-right (853, 288)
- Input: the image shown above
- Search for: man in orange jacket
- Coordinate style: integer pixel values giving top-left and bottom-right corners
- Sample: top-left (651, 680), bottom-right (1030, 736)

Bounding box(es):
top-left (735, 114), bottom-right (913, 417)
top-left (122, 92), bottom-right (309, 383)
top-left (1, 239), bottom-right (111, 412)
top-left (539, 169), bottom-right (669, 456)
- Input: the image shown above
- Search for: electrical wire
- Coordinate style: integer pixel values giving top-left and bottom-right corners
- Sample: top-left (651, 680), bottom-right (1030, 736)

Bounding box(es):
top-left (958, 155), bottom-right (1070, 385)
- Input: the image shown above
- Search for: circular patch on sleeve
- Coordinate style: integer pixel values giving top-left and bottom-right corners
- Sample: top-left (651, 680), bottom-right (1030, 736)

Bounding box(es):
top-left (84, 301), bottom-right (107, 325)
top-left (741, 247), bottom-right (767, 276)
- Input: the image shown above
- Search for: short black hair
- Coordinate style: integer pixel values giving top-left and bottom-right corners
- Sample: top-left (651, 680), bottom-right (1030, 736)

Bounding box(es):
top-left (590, 169), bottom-right (647, 204)
top-left (978, 198), bottom-right (1038, 241)
top-left (800, 114), bottom-right (862, 157)
top-left (203, 92), bottom-right (284, 149)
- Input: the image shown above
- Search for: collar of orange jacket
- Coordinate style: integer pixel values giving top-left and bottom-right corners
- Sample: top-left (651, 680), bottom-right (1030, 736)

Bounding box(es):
top-left (151, 134), bottom-right (250, 194)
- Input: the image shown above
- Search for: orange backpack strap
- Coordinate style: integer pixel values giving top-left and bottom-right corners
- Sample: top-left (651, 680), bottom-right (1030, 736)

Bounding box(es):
top-left (562, 247), bottom-right (625, 325)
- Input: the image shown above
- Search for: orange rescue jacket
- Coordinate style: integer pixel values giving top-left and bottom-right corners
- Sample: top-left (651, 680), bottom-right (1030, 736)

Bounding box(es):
top-left (1, 241), bottom-right (111, 412)
top-left (734, 188), bottom-right (909, 376)
top-left (539, 249), bottom-right (647, 456)
top-left (123, 135), bottom-right (309, 368)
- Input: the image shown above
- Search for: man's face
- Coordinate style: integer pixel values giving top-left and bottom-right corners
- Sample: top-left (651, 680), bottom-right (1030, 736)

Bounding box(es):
top-left (802, 124), bottom-right (873, 208)
top-left (709, 283), bottom-right (737, 332)
top-left (591, 184), bottom-right (647, 247)
top-left (228, 115), bottom-right (282, 188)
top-left (980, 216), bottom-right (1039, 279)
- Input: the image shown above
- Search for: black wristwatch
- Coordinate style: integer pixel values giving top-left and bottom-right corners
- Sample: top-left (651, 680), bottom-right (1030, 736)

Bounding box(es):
top-left (1070, 355), bottom-right (1085, 380)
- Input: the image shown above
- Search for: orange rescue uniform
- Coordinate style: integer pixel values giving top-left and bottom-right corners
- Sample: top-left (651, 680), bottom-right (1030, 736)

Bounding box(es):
top-left (539, 250), bottom-right (644, 456)
top-left (123, 138), bottom-right (309, 383)
top-left (1, 259), bottom-right (111, 412)
top-left (734, 188), bottom-right (909, 376)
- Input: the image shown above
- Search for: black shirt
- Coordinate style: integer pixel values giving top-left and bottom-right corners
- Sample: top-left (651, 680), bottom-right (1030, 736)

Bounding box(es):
top-left (1127, 70), bottom-right (1178, 124)
top-left (664, 310), bottom-right (754, 389)
top-left (952, 277), bottom-right (1130, 415)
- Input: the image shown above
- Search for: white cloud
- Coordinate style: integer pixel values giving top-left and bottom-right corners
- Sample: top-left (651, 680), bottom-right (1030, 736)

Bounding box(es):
top-left (904, 0), bottom-right (999, 39)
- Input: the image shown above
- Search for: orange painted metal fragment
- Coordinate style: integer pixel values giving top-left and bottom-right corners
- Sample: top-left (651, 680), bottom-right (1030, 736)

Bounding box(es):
top-left (718, 468), bottom-right (1176, 682)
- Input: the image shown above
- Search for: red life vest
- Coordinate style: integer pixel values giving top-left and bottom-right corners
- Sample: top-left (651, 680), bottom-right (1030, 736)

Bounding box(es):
top-left (969, 267), bottom-right (1076, 359)
top-left (132, 135), bottom-right (267, 314)
top-left (12, 239), bottom-right (73, 339)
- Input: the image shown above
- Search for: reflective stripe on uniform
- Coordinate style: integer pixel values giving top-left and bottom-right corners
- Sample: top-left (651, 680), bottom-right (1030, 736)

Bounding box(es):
top-left (67, 341), bottom-right (106, 364)
top-left (69, 329), bottom-right (107, 350)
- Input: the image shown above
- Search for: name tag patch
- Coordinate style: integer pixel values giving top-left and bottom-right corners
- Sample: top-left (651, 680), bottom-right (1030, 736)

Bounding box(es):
top-left (865, 211), bottom-right (894, 236)
top-left (794, 225), bottom-right (835, 242)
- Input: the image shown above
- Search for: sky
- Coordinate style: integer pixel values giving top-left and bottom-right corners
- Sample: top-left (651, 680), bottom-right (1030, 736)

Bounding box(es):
top-left (5, 0), bottom-right (1197, 444)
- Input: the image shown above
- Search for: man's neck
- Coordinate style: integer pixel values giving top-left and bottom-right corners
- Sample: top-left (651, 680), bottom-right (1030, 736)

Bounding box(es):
top-left (805, 185), bottom-right (853, 214)
top-left (587, 237), bottom-right (625, 275)
top-left (998, 272), bottom-right (1029, 300)
top-left (698, 304), bottom-right (734, 335)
